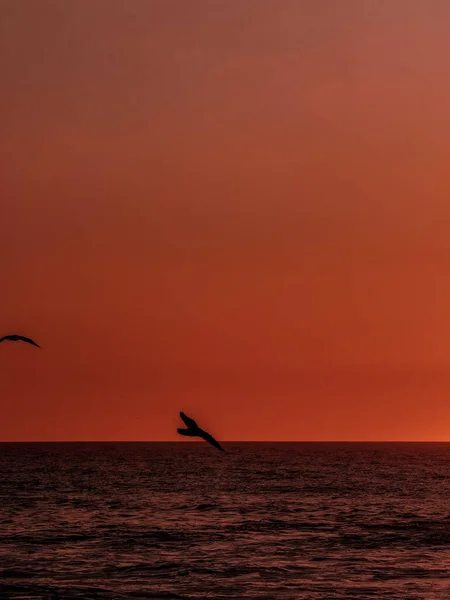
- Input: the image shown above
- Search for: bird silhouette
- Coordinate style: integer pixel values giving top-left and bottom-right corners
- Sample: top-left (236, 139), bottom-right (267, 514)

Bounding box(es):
top-left (0, 334), bottom-right (40, 348)
top-left (177, 411), bottom-right (224, 452)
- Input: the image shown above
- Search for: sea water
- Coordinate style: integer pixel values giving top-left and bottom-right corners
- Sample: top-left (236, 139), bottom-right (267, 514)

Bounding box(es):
top-left (0, 442), bottom-right (449, 599)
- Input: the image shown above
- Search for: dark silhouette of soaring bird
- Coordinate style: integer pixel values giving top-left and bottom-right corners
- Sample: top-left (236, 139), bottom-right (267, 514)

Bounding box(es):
top-left (177, 411), bottom-right (225, 452)
top-left (0, 334), bottom-right (40, 348)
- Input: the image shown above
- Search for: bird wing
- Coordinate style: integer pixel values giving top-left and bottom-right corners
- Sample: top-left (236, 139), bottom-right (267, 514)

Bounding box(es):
top-left (199, 430), bottom-right (225, 452)
top-left (0, 335), bottom-right (40, 347)
top-left (18, 336), bottom-right (40, 348)
top-left (180, 412), bottom-right (198, 428)
top-left (177, 428), bottom-right (197, 437)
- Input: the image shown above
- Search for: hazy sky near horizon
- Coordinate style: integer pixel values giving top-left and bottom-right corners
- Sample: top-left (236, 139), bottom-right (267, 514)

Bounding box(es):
top-left (2, 0), bottom-right (450, 441)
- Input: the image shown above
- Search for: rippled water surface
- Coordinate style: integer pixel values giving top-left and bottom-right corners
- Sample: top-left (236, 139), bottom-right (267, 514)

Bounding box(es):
top-left (0, 442), bottom-right (449, 599)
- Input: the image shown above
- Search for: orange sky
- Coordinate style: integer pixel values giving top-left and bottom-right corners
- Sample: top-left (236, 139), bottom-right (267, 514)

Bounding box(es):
top-left (2, 1), bottom-right (450, 441)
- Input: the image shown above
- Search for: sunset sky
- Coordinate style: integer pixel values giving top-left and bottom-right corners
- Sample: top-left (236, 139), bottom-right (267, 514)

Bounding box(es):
top-left (2, 1), bottom-right (450, 441)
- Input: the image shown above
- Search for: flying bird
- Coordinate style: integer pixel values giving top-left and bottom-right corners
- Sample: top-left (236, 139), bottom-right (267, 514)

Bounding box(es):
top-left (177, 411), bottom-right (225, 452)
top-left (0, 334), bottom-right (40, 348)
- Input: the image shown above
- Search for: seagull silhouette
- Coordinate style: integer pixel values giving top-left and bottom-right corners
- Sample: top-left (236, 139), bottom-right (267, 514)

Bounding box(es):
top-left (0, 334), bottom-right (40, 348)
top-left (177, 411), bottom-right (225, 452)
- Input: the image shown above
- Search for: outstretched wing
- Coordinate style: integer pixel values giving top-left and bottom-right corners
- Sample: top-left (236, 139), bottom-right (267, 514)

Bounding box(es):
top-left (180, 412), bottom-right (198, 428)
top-left (177, 428), bottom-right (197, 437)
top-left (18, 336), bottom-right (40, 348)
top-left (200, 430), bottom-right (225, 452)
top-left (0, 335), bottom-right (40, 348)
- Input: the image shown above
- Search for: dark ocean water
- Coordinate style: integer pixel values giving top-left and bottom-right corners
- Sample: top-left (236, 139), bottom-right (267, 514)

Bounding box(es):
top-left (0, 442), bottom-right (449, 600)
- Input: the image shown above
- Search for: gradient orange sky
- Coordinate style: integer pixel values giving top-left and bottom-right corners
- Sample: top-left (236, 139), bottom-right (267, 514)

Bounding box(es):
top-left (2, 1), bottom-right (450, 441)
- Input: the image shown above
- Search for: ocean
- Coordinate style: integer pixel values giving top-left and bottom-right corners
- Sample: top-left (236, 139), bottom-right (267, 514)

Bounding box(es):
top-left (0, 442), bottom-right (449, 599)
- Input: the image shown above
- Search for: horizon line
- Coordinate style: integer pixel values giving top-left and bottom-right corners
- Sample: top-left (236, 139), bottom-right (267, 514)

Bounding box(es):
top-left (0, 440), bottom-right (449, 444)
